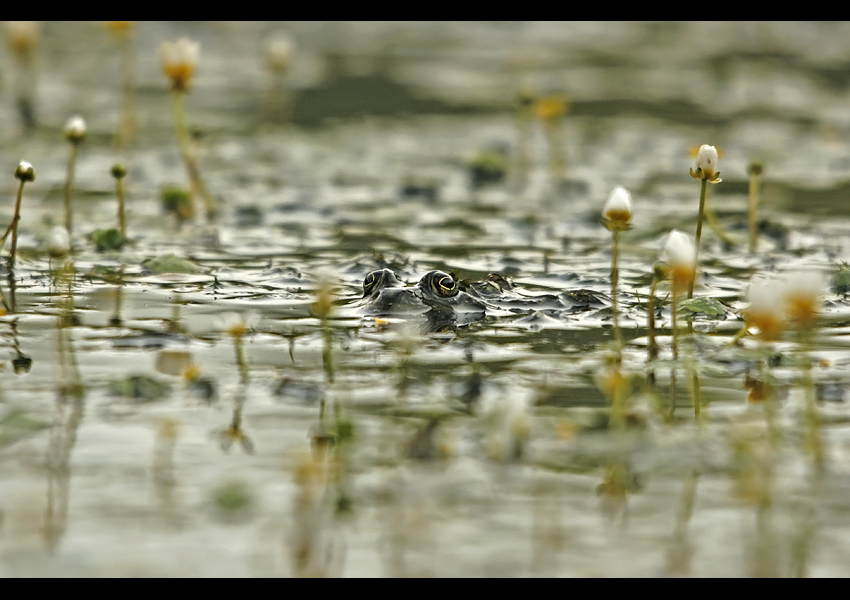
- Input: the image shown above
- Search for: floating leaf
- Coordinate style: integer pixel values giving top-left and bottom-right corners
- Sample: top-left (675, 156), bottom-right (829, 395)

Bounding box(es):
top-left (110, 375), bottom-right (170, 402)
top-left (833, 264), bottom-right (850, 291)
top-left (142, 253), bottom-right (200, 275)
top-left (90, 227), bottom-right (125, 252)
top-left (681, 297), bottom-right (727, 316)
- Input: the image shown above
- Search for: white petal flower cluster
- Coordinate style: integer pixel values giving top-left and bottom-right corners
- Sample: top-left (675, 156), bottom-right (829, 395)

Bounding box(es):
top-left (663, 230), bottom-right (695, 269)
top-left (695, 144), bottom-right (718, 173)
top-left (159, 38), bottom-right (200, 92)
top-left (602, 185), bottom-right (633, 231)
top-left (160, 37), bottom-right (200, 70)
top-left (691, 144), bottom-right (721, 182)
top-left (663, 230), bottom-right (696, 291)
top-left (744, 271), bottom-right (826, 337)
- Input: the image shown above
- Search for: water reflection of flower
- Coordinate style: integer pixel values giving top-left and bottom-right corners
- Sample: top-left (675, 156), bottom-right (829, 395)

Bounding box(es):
top-left (217, 407), bottom-right (254, 454)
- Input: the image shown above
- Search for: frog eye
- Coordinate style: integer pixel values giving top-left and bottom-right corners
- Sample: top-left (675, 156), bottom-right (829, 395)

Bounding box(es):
top-left (433, 272), bottom-right (457, 297)
top-left (363, 271), bottom-right (379, 294)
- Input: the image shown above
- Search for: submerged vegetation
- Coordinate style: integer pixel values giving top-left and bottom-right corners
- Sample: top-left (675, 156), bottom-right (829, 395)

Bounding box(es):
top-left (1, 21), bottom-right (850, 577)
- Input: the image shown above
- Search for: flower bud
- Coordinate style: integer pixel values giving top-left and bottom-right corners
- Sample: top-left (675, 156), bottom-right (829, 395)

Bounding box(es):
top-left (111, 163), bottom-right (128, 179)
top-left (692, 144), bottom-right (720, 181)
top-left (64, 115), bottom-right (87, 144)
top-left (663, 230), bottom-right (696, 292)
top-left (15, 160), bottom-right (35, 182)
top-left (6, 21), bottom-right (38, 55)
top-left (46, 226), bottom-right (70, 259)
top-left (160, 38), bottom-right (200, 93)
top-left (267, 36), bottom-right (294, 74)
top-left (744, 276), bottom-right (785, 341)
top-left (602, 185), bottom-right (632, 231)
top-left (781, 271), bottom-right (824, 332)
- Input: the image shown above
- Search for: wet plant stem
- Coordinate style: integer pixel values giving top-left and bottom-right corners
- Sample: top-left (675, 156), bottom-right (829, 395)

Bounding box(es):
top-left (233, 334), bottom-right (248, 384)
top-left (748, 168), bottom-right (762, 255)
top-left (611, 230), bottom-right (622, 359)
top-left (3, 179), bottom-right (27, 270)
top-left (669, 288), bottom-right (680, 422)
top-left (689, 178), bottom-right (708, 299)
top-left (64, 143), bottom-right (79, 237)
top-left (544, 119), bottom-right (565, 178)
top-left (116, 33), bottom-right (136, 152)
top-left (321, 316), bottom-right (335, 386)
top-left (115, 175), bottom-right (126, 239)
top-left (691, 368), bottom-right (701, 422)
top-left (171, 91), bottom-right (217, 222)
top-left (799, 330), bottom-right (825, 473)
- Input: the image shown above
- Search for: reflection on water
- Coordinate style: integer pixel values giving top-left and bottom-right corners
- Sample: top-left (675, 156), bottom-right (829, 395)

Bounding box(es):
top-left (2, 21), bottom-right (850, 577)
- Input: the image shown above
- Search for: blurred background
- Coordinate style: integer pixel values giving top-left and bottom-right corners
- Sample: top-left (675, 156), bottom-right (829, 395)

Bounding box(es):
top-left (2, 22), bottom-right (850, 578)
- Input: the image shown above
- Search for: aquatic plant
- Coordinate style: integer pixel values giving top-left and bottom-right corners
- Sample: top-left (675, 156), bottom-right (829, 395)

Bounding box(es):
top-left (1, 161), bottom-right (36, 271)
top-left (748, 161), bottom-right (764, 254)
top-left (160, 37), bottom-right (217, 221)
top-left (63, 115), bottom-right (86, 238)
top-left (312, 278), bottom-right (336, 388)
top-left (264, 34), bottom-right (296, 124)
top-left (783, 271), bottom-right (826, 471)
top-left (688, 144), bottom-right (722, 298)
top-left (45, 226), bottom-right (70, 261)
top-left (106, 21), bottom-right (136, 151)
top-left (601, 185), bottom-right (633, 357)
top-left (267, 35), bottom-right (294, 76)
top-left (663, 230), bottom-right (696, 420)
top-left (533, 93), bottom-right (569, 177)
top-left (513, 86), bottom-right (535, 181)
top-left (112, 163), bottom-right (128, 241)
top-left (5, 21), bottom-right (39, 130)
top-left (217, 311), bottom-right (258, 383)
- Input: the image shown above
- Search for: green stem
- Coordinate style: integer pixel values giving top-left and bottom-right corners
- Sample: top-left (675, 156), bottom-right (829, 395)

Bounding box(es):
top-left (171, 91), bottom-right (218, 222)
top-left (799, 330), bottom-right (825, 473)
top-left (689, 178), bottom-right (707, 299)
top-left (321, 317), bottom-right (335, 385)
top-left (544, 119), bottom-right (565, 178)
top-left (669, 289), bottom-right (680, 422)
top-left (116, 34), bottom-right (136, 152)
top-left (116, 177), bottom-right (126, 239)
top-left (691, 368), bottom-right (701, 422)
top-left (8, 180), bottom-right (26, 269)
top-left (748, 171), bottom-right (761, 255)
top-left (703, 204), bottom-right (736, 246)
top-left (64, 143), bottom-right (78, 237)
top-left (233, 335), bottom-right (248, 383)
top-left (611, 230), bottom-right (622, 358)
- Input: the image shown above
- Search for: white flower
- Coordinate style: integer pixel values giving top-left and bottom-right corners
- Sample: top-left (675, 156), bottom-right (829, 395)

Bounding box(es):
top-left (159, 38), bottom-right (200, 92)
top-left (6, 21), bottom-right (38, 53)
top-left (15, 160), bottom-right (35, 182)
top-left (602, 185), bottom-right (632, 231)
top-left (663, 230), bottom-right (696, 291)
top-left (663, 230), bottom-right (694, 268)
top-left (64, 115), bottom-right (87, 144)
top-left (693, 144), bottom-right (720, 180)
top-left (45, 226), bottom-right (70, 258)
top-left (744, 275), bottom-right (785, 340)
top-left (780, 270), bottom-right (825, 331)
top-left (267, 36), bottom-right (294, 74)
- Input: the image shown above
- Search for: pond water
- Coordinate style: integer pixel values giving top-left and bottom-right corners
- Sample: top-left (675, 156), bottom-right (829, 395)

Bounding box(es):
top-left (3, 21), bottom-right (850, 577)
